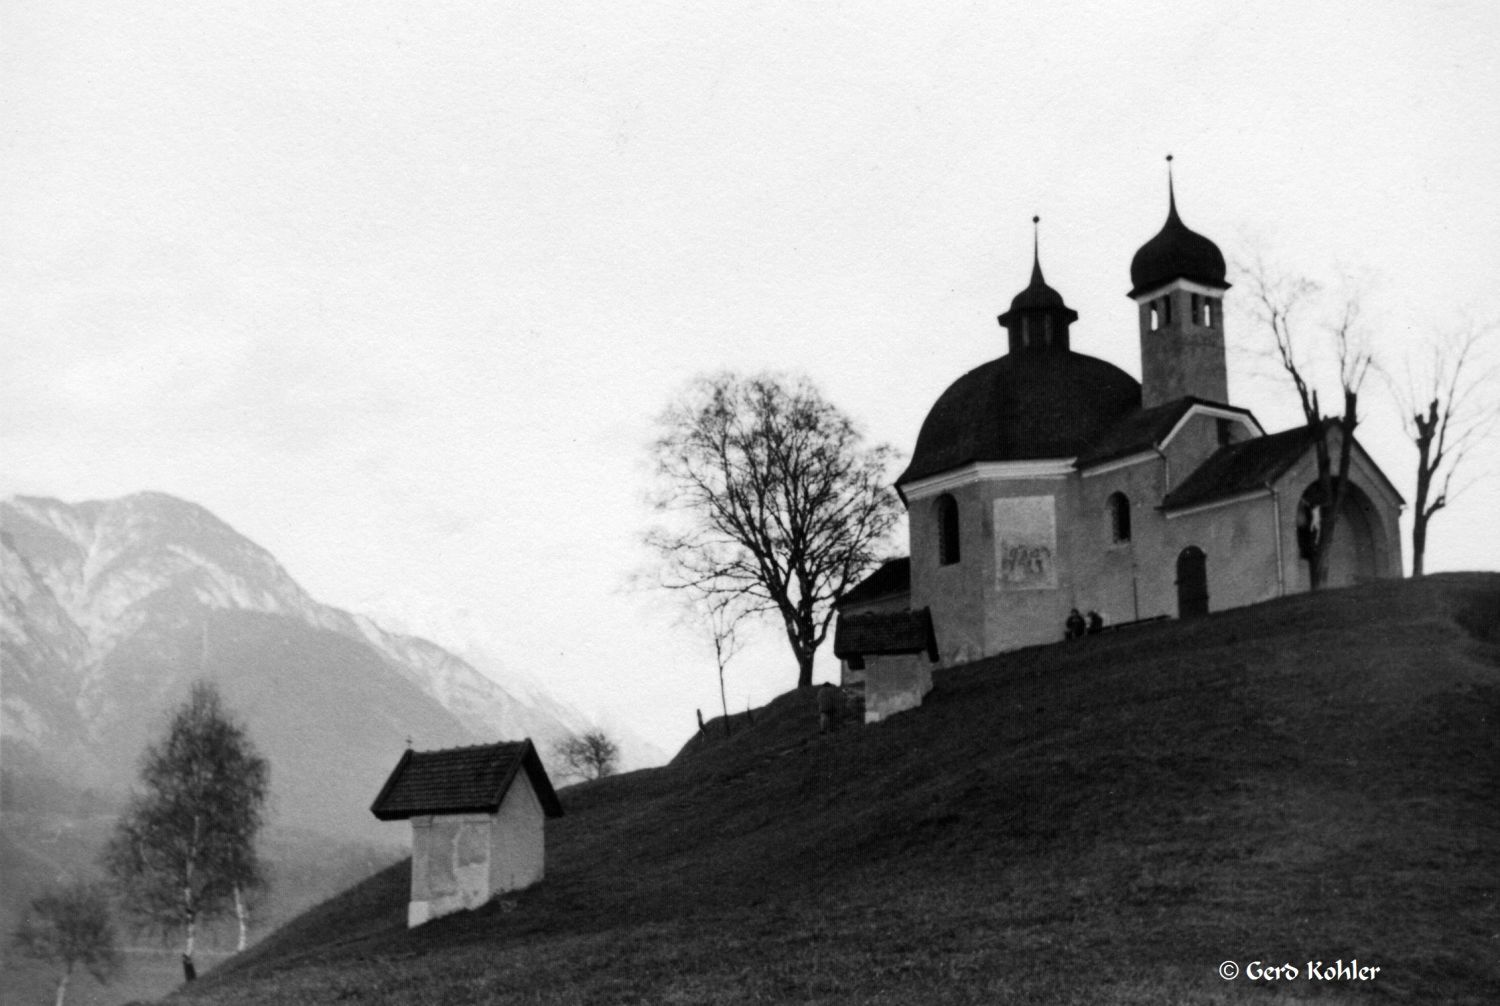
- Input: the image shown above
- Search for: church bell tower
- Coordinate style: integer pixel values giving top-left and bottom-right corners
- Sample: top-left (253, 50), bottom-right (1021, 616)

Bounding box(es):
top-left (1128, 158), bottom-right (1231, 408)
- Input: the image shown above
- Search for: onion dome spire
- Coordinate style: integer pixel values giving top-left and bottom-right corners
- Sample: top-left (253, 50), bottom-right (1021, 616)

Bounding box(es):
top-left (998, 215), bottom-right (1077, 353)
top-left (1167, 152), bottom-right (1177, 214)
top-left (1129, 155), bottom-right (1228, 297)
top-left (1028, 214), bottom-right (1045, 288)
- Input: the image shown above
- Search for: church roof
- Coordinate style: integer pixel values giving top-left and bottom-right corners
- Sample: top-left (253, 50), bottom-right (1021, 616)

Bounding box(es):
top-left (1163, 421), bottom-right (1407, 511)
top-left (1077, 398), bottom-right (1199, 467)
top-left (1128, 181), bottom-right (1228, 297)
top-left (898, 351), bottom-right (1141, 485)
top-left (1161, 424), bottom-right (1321, 511)
top-left (836, 557), bottom-right (911, 609)
top-left (1077, 397), bottom-right (1258, 468)
top-left (370, 739), bottom-right (563, 821)
top-left (833, 607), bottom-right (938, 662)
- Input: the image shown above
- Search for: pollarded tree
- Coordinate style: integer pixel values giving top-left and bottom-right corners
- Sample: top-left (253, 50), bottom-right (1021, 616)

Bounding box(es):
top-left (1239, 259), bottom-right (1374, 589)
top-left (1390, 320), bottom-right (1497, 576)
top-left (11, 881), bottom-right (122, 1006)
top-left (104, 680), bottom-right (269, 981)
top-left (647, 373), bottom-right (903, 688)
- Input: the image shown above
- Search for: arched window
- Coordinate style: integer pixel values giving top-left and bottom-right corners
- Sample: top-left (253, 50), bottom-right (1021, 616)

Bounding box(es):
top-left (936, 494), bottom-right (960, 565)
top-left (1107, 492), bottom-right (1131, 543)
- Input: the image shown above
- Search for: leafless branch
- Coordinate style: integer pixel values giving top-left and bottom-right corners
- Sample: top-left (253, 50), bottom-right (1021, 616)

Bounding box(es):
top-left (1385, 318), bottom-right (1499, 574)
top-left (1234, 256), bottom-right (1370, 588)
top-left (644, 372), bottom-right (904, 688)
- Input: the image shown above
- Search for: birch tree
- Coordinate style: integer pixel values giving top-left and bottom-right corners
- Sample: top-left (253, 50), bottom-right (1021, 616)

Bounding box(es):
top-left (104, 681), bottom-right (269, 981)
top-left (11, 881), bottom-right (122, 1006)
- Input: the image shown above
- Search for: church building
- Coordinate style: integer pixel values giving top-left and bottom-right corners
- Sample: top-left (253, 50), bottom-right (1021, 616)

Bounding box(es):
top-left (834, 173), bottom-right (1403, 723)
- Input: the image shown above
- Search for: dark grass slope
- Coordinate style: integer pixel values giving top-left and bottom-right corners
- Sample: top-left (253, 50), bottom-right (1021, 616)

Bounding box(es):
top-left (179, 574), bottom-right (1499, 1005)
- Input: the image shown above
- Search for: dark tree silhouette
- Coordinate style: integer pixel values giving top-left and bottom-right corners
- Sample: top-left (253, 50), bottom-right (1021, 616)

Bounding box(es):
top-left (647, 373), bottom-right (903, 687)
top-left (104, 681), bottom-right (269, 981)
top-left (552, 730), bottom-right (620, 781)
top-left (1391, 320), bottom-right (1497, 576)
top-left (1241, 260), bottom-right (1372, 589)
top-left (11, 881), bottom-right (122, 1006)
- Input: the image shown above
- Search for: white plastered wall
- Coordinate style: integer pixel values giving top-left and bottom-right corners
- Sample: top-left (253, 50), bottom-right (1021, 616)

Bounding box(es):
top-left (406, 771), bottom-right (547, 928)
top-left (862, 653), bottom-right (934, 724)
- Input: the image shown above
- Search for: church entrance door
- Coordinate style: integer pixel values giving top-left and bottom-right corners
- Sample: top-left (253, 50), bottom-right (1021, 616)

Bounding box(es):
top-left (1176, 546), bottom-right (1208, 618)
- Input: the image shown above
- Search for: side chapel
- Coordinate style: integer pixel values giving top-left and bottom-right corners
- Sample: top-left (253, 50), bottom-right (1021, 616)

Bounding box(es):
top-left (834, 170), bottom-right (1403, 723)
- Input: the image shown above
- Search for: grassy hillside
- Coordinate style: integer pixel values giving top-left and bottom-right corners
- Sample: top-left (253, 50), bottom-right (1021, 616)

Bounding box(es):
top-left (177, 574), bottom-right (1498, 1004)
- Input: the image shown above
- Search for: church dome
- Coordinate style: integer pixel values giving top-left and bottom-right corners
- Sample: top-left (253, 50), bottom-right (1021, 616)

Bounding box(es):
top-left (1128, 184), bottom-right (1227, 297)
top-left (897, 351), bottom-right (1141, 485)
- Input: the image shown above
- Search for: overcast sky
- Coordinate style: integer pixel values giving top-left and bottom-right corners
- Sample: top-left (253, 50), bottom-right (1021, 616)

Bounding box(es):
top-left (4, 1), bottom-right (1498, 757)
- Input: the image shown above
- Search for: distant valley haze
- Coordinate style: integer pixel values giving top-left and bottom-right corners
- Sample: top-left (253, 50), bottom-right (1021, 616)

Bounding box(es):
top-left (1, 492), bottom-right (665, 845)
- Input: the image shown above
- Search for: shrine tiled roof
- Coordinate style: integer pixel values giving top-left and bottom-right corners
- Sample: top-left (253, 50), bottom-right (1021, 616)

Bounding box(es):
top-left (370, 739), bottom-right (563, 821)
top-left (833, 607), bottom-right (938, 662)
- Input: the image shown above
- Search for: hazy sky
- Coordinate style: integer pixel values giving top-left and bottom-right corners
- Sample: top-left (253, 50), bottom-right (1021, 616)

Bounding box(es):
top-left (4, 2), bottom-right (1498, 756)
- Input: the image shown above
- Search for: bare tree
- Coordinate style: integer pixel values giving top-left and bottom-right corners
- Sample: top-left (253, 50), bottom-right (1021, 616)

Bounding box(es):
top-left (1240, 259), bottom-right (1373, 589)
top-left (11, 881), bottom-right (122, 1006)
top-left (703, 598), bottom-right (744, 736)
top-left (552, 730), bottom-right (620, 781)
top-left (104, 681), bottom-right (269, 981)
top-left (1390, 320), bottom-right (1498, 576)
top-left (647, 373), bottom-right (903, 688)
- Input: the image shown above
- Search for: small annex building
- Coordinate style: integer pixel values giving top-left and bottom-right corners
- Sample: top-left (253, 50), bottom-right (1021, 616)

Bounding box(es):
top-left (371, 739), bottom-right (563, 927)
top-left (836, 172), bottom-right (1403, 721)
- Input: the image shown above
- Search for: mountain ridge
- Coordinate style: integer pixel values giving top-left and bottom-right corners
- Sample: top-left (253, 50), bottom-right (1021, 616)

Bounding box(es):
top-left (0, 491), bottom-right (639, 842)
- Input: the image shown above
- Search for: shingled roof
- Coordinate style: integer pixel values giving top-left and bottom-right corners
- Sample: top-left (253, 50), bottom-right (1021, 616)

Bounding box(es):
top-left (1161, 424), bottom-right (1320, 511)
top-left (370, 739), bottom-right (563, 821)
top-left (833, 607), bottom-right (939, 665)
top-left (898, 351), bottom-right (1141, 485)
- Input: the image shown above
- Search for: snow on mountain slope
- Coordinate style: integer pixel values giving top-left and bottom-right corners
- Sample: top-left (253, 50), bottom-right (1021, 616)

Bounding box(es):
top-left (0, 492), bottom-right (640, 830)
